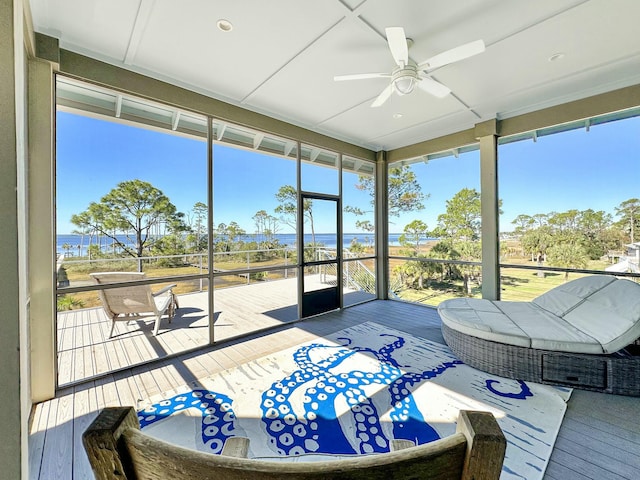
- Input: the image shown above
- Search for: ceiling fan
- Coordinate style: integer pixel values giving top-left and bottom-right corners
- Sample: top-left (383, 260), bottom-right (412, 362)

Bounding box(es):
top-left (334, 27), bottom-right (485, 107)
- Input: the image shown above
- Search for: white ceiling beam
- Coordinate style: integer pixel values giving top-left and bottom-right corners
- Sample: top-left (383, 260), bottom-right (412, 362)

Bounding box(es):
top-left (352, 159), bottom-right (363, 172)
top-left (310, 149), bottom-right (321, 162)
top-left (171, 111), bottom-right (181, 131)
top-left (336, 0), bottom-right (370, 18)
top-left (284, 142), bottom-right (295, 157)
top-left (253, 133), bottom-right (265, 149)
top-left (216, 123), bottom-right (227, 141)
top-left (115, 94), bottom-right (123, 118)
top-left (123, 0), bottom-right (156, 65)
top-left (241, 17), bottom-right (344, 104)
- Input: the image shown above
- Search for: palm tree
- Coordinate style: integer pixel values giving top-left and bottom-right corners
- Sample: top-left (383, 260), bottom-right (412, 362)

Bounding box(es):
top-left (71, 228), bottom-right (86, 257)
top-left (546, 242), bottom-right (588, 281)
top-left (61, 243), bottom-right (72, 257)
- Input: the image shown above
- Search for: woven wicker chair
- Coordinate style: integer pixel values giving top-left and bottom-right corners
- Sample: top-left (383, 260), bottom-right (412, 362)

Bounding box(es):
top-left (83, 406), bottom-right (506, 480)
top-left (90, 272), bottom-right (178, 337)
top-left (438, 275), bottom-right (640, 396)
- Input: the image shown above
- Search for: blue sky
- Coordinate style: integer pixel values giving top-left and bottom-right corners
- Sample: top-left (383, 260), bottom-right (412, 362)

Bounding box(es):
top-left (56, 112), bottom-right (370, 234)
top-left (391, 115), bottom-right (639, 232)
top-left (498, 116), bottom-right (639, 230)
top-left (56, 111), bottom-right (639, 235)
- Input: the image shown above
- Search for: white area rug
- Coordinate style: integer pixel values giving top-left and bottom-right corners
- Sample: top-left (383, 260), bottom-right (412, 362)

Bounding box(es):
top-left (138, 322), bottom-right (571, 479)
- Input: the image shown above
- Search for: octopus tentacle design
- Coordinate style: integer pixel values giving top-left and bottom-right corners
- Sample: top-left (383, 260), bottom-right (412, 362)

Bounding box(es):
top-left (135, 333), bottom-right (537, 459)
top-left (260, 334), bottom-right (464, 456)
top-left (486, 379), bottom-right (533, 399)
top-left (387, 360), bottom-right (463, 443)
top-left (339, 334), bottom-right (464, 445)
top-left (137, 389), bottom-right (238, 454)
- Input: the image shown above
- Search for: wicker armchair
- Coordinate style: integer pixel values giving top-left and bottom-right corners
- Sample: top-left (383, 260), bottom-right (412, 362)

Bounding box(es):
top-left (90, 272), bottom-right (178, 337)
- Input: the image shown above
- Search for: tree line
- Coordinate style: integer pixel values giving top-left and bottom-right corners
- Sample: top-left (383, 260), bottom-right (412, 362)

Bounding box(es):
top-left (68, 173), bottom-right (639, 287)
top-left (68, 180), bottom-right (328, 267)
top-left (388, 185), bottom-right (639, 290)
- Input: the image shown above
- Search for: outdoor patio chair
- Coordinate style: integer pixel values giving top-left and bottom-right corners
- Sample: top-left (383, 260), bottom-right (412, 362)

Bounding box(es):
top-left (438, 275), bottom-right (640, 396)
top-left (90, 272), bottom-right (179, 337)
top-left (83, 406), bottom-right (506, 480)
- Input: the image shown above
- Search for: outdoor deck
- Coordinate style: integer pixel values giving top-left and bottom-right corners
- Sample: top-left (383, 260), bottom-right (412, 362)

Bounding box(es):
top-left (57, 275), bottom-right (374, 385)
top-left (36, 298), bottom-right (639, 479)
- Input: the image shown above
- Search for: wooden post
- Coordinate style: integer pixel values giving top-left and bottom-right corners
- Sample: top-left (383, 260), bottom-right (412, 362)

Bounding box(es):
top-left (457, 410), bottom-right (506, 480)
top-left (220, 437), bottom-right (250, 458)
top-left (82, 407), bottom-right (140, 479)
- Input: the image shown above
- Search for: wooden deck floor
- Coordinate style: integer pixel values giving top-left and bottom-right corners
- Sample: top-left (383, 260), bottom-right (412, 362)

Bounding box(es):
top-left (57, 276), bottom-right (374, 385)
top-left (36, 300), bottom-right (639, 479)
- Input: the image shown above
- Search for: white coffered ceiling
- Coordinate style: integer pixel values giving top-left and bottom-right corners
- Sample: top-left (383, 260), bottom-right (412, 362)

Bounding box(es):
top-left (29, 0), bottom-right (640, 151)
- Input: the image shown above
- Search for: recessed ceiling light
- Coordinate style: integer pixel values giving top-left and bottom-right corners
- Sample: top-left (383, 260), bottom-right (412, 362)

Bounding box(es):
top-left (217, 19), bottom-right (233, 32)
top-left (393, 113), bottom-right (403, 119)
top-left (548, 52), bottom-right (565, 62)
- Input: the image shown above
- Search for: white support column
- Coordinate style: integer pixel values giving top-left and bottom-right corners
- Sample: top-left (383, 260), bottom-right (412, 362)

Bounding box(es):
top-left (207, 117), bottom-right (215, 344)
top-left (28, 58), bottom-right (56, 402)
top-left (1, 0), bottom-right (27, 477)
top-left (375, 151), bottom-right (389, 299)
top-left (477, 120), bottom-right (500, 300)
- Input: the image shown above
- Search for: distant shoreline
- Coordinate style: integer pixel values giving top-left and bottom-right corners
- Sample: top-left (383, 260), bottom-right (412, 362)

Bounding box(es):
top-left (56, 233), bottom-right (438, 255)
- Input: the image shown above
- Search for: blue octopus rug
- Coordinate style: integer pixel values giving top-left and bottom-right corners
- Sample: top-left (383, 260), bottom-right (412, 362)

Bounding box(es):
top-left (137, 322), bottom-right (571, 480)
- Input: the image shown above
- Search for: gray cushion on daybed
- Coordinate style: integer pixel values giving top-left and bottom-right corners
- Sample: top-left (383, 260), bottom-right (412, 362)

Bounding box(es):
top-left (438, 275), bottom-right (640, 355)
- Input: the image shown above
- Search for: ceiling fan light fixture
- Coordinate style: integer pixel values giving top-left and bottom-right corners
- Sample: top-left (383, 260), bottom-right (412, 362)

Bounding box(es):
top-left (393, 75), bottom-right (415, 95)
top-left (548, 52), bottom-right (565, 62)
top-left (335, 26), bottom-right (485, 108)
top-left (217, 19), bottom-right (233, 32)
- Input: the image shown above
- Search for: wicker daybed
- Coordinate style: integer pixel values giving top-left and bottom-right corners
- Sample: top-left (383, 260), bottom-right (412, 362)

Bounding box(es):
top-left (438, 275), bottom-right (640, 396)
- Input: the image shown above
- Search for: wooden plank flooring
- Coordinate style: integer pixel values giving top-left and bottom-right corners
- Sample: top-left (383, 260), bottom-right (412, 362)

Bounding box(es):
top-left (58, 276), bottom-right (368, 385)
top-left (58, 277), bottom-right (376, 386)
top-left (35, 300), bottom-right (640, 479)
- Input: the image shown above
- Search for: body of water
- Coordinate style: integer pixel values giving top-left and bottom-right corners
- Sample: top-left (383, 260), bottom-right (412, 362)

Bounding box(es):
top-left (56, 233), bottom-right (421, 256)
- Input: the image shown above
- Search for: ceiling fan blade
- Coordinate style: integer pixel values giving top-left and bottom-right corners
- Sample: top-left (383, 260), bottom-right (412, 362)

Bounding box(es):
top-left (371, 84), bottom-right (394, 107)
top-left (417, 76), bottom-right (451, 98)
top-left (334, 73), bottom-right (391, 81)
top-left (418, 39), bottom-right (485, 71)
top-left (385, 27), bottom-right (408, 67)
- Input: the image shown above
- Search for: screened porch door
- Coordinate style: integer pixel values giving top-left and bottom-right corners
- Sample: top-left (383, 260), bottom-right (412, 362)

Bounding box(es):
top-left (300, 193), bottom-right (341, 318)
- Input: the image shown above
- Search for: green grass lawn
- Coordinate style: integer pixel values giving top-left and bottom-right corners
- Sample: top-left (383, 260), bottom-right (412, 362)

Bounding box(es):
top-left (397, 259), bottom-right (610, 306)
top-left (59, 254), bottom-right (612, 311)
top-left (59, 256), bottom-right (294, 311)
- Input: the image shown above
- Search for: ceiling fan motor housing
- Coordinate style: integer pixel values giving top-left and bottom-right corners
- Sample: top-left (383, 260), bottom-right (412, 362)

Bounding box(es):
top-left (392, 63), bottom-right (419, 95)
